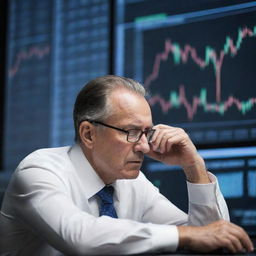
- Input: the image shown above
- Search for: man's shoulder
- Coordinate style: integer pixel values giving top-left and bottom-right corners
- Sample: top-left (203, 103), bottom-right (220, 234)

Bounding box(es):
top-left (23, 145), bottom-right (70, 158)
top-left (31, 145), bottom-right (71, 156)
top-left (18, 145), bottom-right (72, 170)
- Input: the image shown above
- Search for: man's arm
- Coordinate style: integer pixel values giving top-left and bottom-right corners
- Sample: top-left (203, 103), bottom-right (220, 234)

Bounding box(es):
top-left (147, 124), bottom-right (254, 253)
top-left (148, 124), bottom-right (209, 184)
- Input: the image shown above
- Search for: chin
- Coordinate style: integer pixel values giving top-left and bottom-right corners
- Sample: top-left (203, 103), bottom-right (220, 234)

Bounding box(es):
top-left (123, 169), bottom-right (140, 179)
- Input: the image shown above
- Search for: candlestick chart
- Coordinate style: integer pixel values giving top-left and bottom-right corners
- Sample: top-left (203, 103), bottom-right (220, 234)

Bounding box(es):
top-left (142, 10), bottom-right (256, 146)
top-left (145, 26), bottom-right (256, 119)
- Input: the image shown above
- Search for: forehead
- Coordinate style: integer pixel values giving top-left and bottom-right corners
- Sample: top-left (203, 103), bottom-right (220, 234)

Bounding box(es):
top-left (107, 89), bottom-right (152, 126)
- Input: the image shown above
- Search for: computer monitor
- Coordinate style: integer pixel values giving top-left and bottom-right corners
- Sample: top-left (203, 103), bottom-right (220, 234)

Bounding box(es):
top-left (114, 0), bottom-right (256, 235)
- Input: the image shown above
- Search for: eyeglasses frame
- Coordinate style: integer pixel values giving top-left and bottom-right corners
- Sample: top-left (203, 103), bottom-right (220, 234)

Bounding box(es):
top-left (85, 120), bottom-right (155, 143)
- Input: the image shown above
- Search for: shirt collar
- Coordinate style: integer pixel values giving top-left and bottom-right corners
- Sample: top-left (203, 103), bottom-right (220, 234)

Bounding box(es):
top-left (68, 144), bottom-right (105, 200)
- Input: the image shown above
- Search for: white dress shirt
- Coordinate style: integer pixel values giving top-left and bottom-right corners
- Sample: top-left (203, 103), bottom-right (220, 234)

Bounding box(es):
top-left (0, 144), bottom-right (229, 256)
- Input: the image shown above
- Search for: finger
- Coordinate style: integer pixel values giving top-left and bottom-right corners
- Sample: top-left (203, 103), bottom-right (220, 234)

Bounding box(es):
top-left (217, 221), bottom-right (254, 253)
top-left (150, 124), bottom-right (176, 143)
top-left (152, 129), bottom-right (179, 153)
top-left (154, 130), bottom-right (177, 153)
top-left (165, 130), bottom-right (189, 152)
top-left (222, 237), bottom-right (237, 254)
top-left (149, 128), bottom-right (168, 151)
top-left (150, 127), bottom-right (181, 151)
top-left (228, 223), bottom-right (254, 252)
top-left (150, 126), bottom-right (164, 143)
top-left (156, 129), bottom-right (188, 154)
top-left (228, 234), bottom-right (244, 253)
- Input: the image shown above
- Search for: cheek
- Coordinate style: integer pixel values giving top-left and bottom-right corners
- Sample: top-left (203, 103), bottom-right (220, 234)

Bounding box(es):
top-left (99, 140), bottom-right (131, 167)
top-left (110, 143), bottom-right (131, 164)
top-left (94, 130), bottom-right (134, 168)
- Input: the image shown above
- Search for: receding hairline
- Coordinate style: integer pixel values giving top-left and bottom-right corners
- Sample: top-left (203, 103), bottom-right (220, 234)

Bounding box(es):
top-left (103, 76), bottom-right (145, 96)
top-left (99, 78), bottom-right (147, 118)
top-left (104, 87), bottom-right (151, 122)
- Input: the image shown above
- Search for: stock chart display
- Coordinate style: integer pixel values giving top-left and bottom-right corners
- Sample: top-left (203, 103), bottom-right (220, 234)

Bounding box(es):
top-left (4, 0), bottom-right (109, 171)
top-left (116, 0), bottom-right (256, 146)
top-left (115, 0), bottom-right (256, 234)
top-left (144, 11), bottom-right (256, 146)
top-left (5, 0), bottom-right (53, 171)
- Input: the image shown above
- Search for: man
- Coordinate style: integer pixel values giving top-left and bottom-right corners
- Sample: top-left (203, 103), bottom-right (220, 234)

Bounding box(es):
top-left (0, 75), bottom-right (253, 256)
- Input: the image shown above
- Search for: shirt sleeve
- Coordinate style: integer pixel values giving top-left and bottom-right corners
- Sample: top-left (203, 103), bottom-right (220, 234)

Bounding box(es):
top-left (138, 171), bottom-right (229, 250)
top-left (140, 171), bottom-right (229, 227)
top-left (187, 172), bottom-right (230, 225)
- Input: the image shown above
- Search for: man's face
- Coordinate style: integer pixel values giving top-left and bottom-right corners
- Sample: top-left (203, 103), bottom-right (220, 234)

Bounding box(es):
top-left (91, 89), bottom-right (153, 184)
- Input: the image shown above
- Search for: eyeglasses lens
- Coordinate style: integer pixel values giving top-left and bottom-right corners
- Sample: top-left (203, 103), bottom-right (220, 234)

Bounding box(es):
top-left (127, 129), bottom-right (155, 143)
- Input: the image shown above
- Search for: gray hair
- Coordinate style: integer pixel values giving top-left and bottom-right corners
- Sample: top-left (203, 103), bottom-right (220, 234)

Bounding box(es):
top-left (73, 75), bottom-right (146, 142)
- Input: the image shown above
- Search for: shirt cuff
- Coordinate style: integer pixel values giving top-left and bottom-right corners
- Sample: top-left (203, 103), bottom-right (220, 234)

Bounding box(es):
top-left (148, 224), bottom-right (179, 252)
top-left (187, 172), bottom-right (218, 205)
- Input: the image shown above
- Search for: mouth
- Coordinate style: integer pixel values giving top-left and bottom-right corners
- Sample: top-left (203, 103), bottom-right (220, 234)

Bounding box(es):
top-left (127, 160), bottom-right (143, 164)
top-left (127, 154), bottom-right (144, 165)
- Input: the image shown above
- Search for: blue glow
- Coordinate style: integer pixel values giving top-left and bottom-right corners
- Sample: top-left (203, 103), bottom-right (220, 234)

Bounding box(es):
top-left (248, 171), bottom-right (256, 197)
top-left (216, 172), bottom-right (243, 198)
top-left (147, 162), bottom-right (181, 172)
top-left (198, 147), bottom-right (256, 159)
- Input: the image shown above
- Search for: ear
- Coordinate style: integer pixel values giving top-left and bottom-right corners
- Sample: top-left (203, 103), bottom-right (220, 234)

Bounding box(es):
top-left (79, 121), bottom-right (95, 149)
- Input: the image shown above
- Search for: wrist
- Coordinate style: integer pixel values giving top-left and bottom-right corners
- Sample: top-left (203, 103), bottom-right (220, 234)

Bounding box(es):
top-left (177, 226), bottom-right (193, 249)
top-left (182, 156), bottom-right (210, 184)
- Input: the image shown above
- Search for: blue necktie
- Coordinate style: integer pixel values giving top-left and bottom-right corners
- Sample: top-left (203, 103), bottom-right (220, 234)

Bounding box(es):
top-left (96, 186), bottom-right (118, 218)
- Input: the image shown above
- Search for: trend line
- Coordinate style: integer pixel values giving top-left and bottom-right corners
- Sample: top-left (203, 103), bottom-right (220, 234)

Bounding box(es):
top-left (144, 26), bottom-right (256, 103)
top-left (9, 45), bottom-right (50, 78)
top-left (148, 85), bottom-right (256, 120)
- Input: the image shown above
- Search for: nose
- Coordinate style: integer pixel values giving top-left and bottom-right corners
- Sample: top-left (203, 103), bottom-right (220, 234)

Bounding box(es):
top-left (134, 133), bottom-right (150, 154)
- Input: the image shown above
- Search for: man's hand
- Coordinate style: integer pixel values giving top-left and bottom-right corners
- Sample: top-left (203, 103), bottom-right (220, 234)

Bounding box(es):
top-left (177, 220), bottom-right (254, 253)
top-left (147, 124), bottom-right (210, 183)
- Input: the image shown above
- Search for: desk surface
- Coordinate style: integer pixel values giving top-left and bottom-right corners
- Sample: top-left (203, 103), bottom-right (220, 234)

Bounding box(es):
top-left (155, 249), bottom-right (256, 256)
top-left (130, 249), bottom-right (256, 256)
top-left (129, 238), bottom-right (256, 256)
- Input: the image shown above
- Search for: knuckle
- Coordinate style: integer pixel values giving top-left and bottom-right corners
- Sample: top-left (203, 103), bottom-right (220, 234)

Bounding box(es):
top-left (236, 225), bottom-right (245, 233)
top-left (218, 219), bottom-right (228, 225)
top-left (178, 127), bottom-right (185, 133)
top-left (178, 128), bottom-right (188, 138)
top-left (222, 239), bottom-right (230, 246)
top-left (162, 133), bottom-right (167, 139)
top-left (184, 133), bottom-right (189, 140)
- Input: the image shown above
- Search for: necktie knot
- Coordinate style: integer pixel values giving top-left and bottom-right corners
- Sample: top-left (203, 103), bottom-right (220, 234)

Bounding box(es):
top-left (96, 186), bottom-right (117, 218)
top-left (97, 186), bottom-right (114, 204)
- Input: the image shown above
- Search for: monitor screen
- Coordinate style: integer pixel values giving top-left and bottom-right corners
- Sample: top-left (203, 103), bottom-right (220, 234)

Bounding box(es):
top-left (114, 0), bottom-right (256, 148)
top-left (114, 0), bottom-right (256, 235)
top-left (4, 0), bottom-right (110, 171)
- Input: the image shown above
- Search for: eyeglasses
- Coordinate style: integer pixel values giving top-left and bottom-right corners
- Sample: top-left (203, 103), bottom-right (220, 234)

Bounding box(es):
top-left (88, 120), bottom-right (155, 143)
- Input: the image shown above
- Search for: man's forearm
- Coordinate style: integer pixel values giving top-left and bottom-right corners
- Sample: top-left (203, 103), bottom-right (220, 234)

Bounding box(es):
top-left (182, 155), bottom-right (210, 184)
